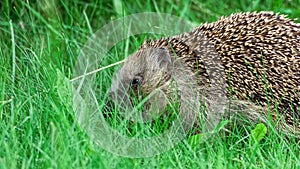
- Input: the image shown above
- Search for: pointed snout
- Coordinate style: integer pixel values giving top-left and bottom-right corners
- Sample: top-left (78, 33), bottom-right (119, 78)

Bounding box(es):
top-left (102, 92), bottom-right (114, 118)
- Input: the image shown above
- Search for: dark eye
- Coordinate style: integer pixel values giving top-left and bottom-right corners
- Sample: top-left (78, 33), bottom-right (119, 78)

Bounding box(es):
top-left (131, 76), bottom-right (143, 89)
top-left (132, 78), bottom-right (140, 85)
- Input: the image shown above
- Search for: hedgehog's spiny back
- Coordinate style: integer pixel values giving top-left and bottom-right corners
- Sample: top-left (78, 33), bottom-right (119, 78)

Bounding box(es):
top-left (192, 12), bottom-right (300, 126)
top-left (138, 12), bottom-right (300, 130)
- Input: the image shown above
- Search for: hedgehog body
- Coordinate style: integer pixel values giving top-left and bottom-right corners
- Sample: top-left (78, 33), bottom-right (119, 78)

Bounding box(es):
top-left (110, 12), bottom-right (300, 134)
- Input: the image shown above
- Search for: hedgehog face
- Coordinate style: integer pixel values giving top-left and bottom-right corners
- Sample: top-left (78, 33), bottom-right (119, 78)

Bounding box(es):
top-left (108, 47), bottom-right (173, 122)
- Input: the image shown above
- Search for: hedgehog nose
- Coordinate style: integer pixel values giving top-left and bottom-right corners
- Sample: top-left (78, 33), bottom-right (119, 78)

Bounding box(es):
top-left (105, 99), bottom-right (113, 110)
top-left (103, 100), bottom-right (114, 119)
top-left (103, 93), bottom-right (114, 118)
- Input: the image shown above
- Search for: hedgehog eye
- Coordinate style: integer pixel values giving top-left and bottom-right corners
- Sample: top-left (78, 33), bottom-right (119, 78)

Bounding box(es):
top-left (130, 76), bottom-right (143, 90)
top-left (132, 78), bottom-right (140, 85)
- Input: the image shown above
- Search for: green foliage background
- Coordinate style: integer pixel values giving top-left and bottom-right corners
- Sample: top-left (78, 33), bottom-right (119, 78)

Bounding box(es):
top-left (0, 0), bottom-right (299, 168)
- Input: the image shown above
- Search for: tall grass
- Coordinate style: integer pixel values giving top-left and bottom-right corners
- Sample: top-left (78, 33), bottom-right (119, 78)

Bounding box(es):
top-left (0, 0), bottom-right (299, 168)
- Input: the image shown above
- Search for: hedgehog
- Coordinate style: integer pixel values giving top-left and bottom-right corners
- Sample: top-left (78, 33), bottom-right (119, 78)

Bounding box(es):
top-left (108, 11), bottom-right (300, 135)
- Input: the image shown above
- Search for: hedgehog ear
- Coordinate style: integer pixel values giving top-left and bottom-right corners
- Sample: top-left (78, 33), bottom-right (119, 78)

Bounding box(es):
top-left (157, 47), bottom-right (172, 72)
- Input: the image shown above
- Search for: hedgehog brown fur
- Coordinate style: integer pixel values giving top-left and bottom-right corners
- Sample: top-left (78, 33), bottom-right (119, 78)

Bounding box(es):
top-left (109, 11), bottom-right (300, 134)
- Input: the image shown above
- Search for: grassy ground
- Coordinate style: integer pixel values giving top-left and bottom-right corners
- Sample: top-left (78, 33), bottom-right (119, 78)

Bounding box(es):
top-left (1, 0), bottom-right (300, 168)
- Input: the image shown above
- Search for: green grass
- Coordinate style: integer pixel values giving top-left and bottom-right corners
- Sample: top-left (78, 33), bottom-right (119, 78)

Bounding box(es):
top-left (1, 0), bottom-right (300, 168)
